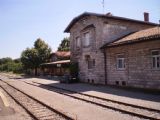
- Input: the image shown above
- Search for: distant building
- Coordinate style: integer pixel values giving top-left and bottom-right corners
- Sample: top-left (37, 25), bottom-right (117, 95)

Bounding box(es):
top-left (49, 51), bottom-right (70, 62)
top-left (40, 51), bottom-right (70, 76)
top-left (64, 12), bottom-right (160, 89)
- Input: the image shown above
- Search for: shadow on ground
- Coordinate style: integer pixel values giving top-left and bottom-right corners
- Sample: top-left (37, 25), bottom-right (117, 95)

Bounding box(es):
top-left (19, 76), bottom-right (160, 103)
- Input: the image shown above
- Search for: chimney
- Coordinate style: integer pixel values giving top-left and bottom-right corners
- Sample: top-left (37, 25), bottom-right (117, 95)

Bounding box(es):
top-left (106, 12), bottom-right (112, 16)
top-left (144, 12), bottom-right (149, 22)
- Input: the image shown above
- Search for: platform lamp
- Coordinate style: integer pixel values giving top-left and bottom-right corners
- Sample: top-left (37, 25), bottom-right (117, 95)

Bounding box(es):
top-left (57, 64), bottom-right (61, 67)
top-left (57, 64), bottom-right (62, 75)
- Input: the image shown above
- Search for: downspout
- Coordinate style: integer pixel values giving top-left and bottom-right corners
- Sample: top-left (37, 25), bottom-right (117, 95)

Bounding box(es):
top-left (103, 49), bottom-right (107, 85)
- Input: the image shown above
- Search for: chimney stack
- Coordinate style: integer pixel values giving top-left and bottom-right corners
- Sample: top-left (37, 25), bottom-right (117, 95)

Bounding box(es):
top-left (144, 12), bottom-right (149, 22)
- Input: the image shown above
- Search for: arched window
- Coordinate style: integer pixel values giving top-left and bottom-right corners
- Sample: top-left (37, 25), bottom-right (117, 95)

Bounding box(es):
top-left (83, 32), bottom-right (90, 47)
top-left (81, 24), bottom-right (95, 48)
top-left (75, 36), bottom-right (81, 48)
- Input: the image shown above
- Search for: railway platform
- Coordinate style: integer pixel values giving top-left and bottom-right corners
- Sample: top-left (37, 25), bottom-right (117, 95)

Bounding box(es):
top-left (1, 74), bottom-right (160, 120)
top-left (23, 77), bottom-right (160, 110)
top-left (0, 91), bottom-right (14, 116)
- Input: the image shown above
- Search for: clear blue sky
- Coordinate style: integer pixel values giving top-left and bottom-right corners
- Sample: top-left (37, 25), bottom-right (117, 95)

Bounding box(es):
top-left (0, 0), bottom-right (160, 59)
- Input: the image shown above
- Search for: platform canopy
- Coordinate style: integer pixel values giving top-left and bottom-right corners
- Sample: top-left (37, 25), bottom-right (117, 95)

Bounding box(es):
top-left (40, 60), bottom-right (70, 67)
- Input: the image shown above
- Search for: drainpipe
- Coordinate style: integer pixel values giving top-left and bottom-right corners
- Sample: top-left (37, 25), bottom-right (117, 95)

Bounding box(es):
top-left (103, 49), bottom-right (107, 85)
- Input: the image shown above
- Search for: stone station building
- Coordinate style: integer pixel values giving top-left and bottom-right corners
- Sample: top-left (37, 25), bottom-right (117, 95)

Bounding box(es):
top-left (101, 27), bottom-right (160, 89)
top-left (64, 12), bottom-right (160, 89)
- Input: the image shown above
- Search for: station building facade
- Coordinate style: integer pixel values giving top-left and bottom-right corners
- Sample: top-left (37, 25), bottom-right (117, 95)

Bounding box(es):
top-left (64, 12), bottom-right (160, 89)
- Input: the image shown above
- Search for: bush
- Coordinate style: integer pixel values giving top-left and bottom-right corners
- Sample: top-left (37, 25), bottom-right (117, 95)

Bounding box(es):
top-left (69, 62), bottom-right (79, 82)
top-left (0, 57), bottom-right (24, 73)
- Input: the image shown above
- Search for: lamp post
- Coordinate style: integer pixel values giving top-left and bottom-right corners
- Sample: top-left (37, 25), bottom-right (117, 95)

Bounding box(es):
top-left (57, 64), bottom-right (61, 75)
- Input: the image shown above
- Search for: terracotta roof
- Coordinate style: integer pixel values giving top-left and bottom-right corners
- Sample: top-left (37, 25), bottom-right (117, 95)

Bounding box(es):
top-left (51, 51), bottom-right (70, 57)
top-left (103, 27), bottom-right (160, 47)
top-left (64, 12), bottom-right (158, 32)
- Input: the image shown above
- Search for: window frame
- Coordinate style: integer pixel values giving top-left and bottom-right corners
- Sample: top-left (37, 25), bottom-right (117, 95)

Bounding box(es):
top-left (88, 59), bottom-right (95, 69)
top-left (151, 50), bottom-right (160, 70)
top-left (75, 36), bottom-right (81, 48)
top-left (116, 54), bottom-right (125, 70)
top-left (83, 31), bottom-right (91, 47)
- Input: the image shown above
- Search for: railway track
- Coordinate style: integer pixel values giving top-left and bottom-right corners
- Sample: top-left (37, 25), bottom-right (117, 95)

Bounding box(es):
top-left (0, 80), bottom-right (74, 120)
top-left (1, 73), bottom-right (160, 120)
top-left (24, 81), bottom-right (160, 120)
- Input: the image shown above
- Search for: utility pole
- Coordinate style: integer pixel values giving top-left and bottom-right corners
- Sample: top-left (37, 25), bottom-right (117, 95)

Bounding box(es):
top-left (102, 0), bottom-right (105, 14)
top-left (158, 20), bottom-right (160, 34)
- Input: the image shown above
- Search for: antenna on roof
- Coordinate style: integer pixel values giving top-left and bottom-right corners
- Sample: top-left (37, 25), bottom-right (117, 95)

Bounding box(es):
top-left (158, 20), bottom-right (160, 34)
top-left (102, 0), bottom-right (105, 14)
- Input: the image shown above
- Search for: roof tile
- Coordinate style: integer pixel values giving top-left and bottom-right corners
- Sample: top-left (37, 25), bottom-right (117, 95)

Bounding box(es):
top-left (108, 27), bottom-right (160, 46)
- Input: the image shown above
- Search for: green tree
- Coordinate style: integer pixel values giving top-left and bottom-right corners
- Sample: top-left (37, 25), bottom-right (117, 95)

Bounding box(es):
top-left (0, 57), bottom-right (23, 73)
top-left (21, 48), bottom-right (38, 72)
top-left (0, 57), bottom-right (13, 71)
top-left (57, 37), bottom-right (70, 51)
top-left (21, 38), bottom-right (51, 75)
top-left (14, 58), bottom-right (21, 63)
top-left (0, 57), bottom-right (13, 65)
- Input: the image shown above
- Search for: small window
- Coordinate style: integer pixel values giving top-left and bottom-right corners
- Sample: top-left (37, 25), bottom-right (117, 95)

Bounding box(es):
top-left (85, 55), bottom-right (90, 61)
top-left (83, 32), bottom-right (90, 47)
top-left (122, 81), bottom-right (126, 86)
top-left (76, 37), bottom-right (81, 48)
top-left (88, 59), bottom-right (95, 69)
top-left (115, 81), bottom-right (119, 85)
top-left (151, 50), bottom-right (160, 69)
top-left (117, 54), bottom-right (125, 70)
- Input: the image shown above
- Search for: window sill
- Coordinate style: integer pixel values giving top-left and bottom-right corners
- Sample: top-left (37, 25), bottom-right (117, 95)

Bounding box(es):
top-left (116, 68), bottom-right (126, 71)
top-left (88, 67), bottom-right (95, 70)
top-left (76, 48), bottom-right (81, 50)
top-left (151, 68), bottom-right (160, 71)
top-left (83, 45), bottom-right (91, 48)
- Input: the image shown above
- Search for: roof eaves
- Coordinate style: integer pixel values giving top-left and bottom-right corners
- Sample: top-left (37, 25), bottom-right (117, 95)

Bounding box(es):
top-left (100, 15), bottom-right (158, 26)
top-left (100, 31), bottom-right (136, 49)
top-left (64, 12), bottom-right (158, 33)
top-left (106, 35), bottom-right (160, 48)
top-left (40, 60), bottom-right (70, 66)
top-left (64, 12), bottom-right (91, 32)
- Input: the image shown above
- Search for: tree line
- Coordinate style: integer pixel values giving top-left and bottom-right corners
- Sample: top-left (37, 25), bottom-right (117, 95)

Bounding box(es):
top-left (0, 57), bottom-right (23, 73)
top-left (0, 37), bottom-right (70, 75)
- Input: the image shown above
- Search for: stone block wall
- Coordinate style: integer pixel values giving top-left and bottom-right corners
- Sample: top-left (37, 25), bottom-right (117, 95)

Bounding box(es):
top-left (69, 14), bottom-right (157, 84)
top-left (106, 40), bottom-right (160, 89)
